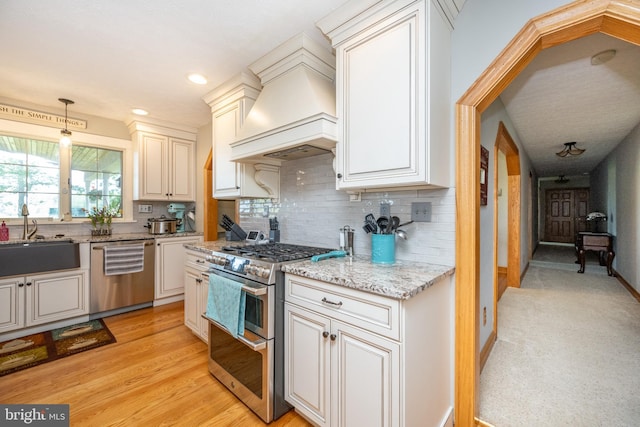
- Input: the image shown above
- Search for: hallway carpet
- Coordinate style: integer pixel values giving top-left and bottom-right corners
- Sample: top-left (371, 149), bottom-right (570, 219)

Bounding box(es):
top-left (479, 260), bottom-right (640, 426)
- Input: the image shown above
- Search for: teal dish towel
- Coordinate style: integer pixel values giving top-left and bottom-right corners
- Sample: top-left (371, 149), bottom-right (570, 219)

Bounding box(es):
top-left (206, 274), bottom-right (246, 338)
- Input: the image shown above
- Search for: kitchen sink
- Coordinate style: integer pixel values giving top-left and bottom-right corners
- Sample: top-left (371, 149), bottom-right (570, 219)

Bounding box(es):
top-left (0, 240), bottom-right (81, 277)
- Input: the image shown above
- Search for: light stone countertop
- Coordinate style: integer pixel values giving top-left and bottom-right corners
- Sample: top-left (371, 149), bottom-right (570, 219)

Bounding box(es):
top-left (283, 256), bottom-right (454, 300)
top-left (0, 231), bottom-right (202, 245)
top-left (183, 241), bottom-right (455, 300)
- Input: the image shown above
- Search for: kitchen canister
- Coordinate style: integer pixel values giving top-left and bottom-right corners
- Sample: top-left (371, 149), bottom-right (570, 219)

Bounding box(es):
top-left (371, 233), bottom-right (395, 264)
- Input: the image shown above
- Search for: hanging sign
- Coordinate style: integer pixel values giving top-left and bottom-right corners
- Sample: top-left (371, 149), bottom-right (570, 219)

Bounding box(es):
top-left (0, 103), bottom-right (87, 129)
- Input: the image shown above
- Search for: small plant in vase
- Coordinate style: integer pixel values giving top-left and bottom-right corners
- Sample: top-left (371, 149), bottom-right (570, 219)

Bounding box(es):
top-left (84, 206), bottom-right (117, 236)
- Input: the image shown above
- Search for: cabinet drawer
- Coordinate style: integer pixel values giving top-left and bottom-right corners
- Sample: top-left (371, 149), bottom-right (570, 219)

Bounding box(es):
top-left (285, 274), bottom-right (400, 341)
top-left (185, 250), bottom-right (208, 271)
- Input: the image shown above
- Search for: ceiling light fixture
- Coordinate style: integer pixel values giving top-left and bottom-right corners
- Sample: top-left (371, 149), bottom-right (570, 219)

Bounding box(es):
top-left (187, 73), bottom-right (208, 85)
top-left (591, 49), bottom-right (616, 66)
top-left (132, 108), bottom-right (149, 116)
top-left (556, 141), bottom-right (585, 157)
top-left (58, 98), bottom-right (74, 147)
top-left (554, 175), bottom-right (570, 184)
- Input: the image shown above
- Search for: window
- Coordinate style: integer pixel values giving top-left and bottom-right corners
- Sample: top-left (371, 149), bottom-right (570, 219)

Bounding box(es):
top-left (71, 146), bottom-right (122, 218)
top-left (0, 134), bottom-right (123, 219)
top-left (0, 136), bottom-right (60, 218)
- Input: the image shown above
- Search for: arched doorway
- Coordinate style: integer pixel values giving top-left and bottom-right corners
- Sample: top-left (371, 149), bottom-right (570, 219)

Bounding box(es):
top-left (454, 1), bottom-right (640, 425)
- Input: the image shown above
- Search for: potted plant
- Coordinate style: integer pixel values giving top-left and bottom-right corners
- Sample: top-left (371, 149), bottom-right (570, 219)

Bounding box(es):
top-left (84, 206), bottom-right (118, 236)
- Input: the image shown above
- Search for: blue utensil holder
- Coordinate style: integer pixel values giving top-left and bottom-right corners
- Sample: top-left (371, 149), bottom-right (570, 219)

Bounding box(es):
top-left (371, 234), bottom-right (395, 264)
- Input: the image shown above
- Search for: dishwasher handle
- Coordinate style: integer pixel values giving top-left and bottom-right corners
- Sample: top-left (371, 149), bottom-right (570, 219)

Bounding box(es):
top-left (92, 241), bottom-right (155, 250)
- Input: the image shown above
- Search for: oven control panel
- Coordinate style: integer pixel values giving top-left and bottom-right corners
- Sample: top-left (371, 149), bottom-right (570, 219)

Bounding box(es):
top-left (206, 254), bottom-right (274, 283)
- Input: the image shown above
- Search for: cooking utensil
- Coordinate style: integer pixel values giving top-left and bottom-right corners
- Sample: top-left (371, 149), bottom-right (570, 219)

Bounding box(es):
top-left (395, 229), bottom-right (408, 240)
top-left (397, 220), bottom-right (413, 228)
top-left (363, 214), bottom-right (378, 234)
top-left (146, 215), bottom-right (177, 234)
top-left (311, 250), bottom-right (347, 262)
top-left (376, 216), bottom-right (389, 234)
top-left (388, 216), bottom-right (400, 234)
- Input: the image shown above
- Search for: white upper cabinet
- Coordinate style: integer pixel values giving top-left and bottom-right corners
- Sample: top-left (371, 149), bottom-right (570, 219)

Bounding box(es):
top-left (203, 73), bottom-right (280, 200)
top-left (129, 120), bottom-right (196, 201)
top-left (317, 0), bottom-right (451, 191)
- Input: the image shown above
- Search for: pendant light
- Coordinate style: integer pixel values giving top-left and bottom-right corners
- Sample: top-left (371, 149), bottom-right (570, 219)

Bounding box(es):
top-left (58, 98), bottom-right (74, 147)
top-left (555, 141), bottom-right (585, 157)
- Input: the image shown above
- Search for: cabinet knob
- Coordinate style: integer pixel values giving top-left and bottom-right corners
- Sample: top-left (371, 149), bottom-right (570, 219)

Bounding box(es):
top-left (336, 173), bottom-right (342, 179)
top-left (330, 334), bottom-right (337, 341)
top-left (26, 282), bottom-right (32, 286)
top-left (322, 331), bottom-right (329, 338)
top-left (18, 282), bottom-right (24, 287)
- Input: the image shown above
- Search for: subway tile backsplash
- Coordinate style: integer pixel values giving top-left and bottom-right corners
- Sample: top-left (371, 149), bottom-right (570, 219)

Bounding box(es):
top-left (239, 153), bottom-right (455, 266)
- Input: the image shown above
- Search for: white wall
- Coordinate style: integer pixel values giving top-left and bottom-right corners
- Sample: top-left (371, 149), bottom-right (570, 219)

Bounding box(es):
top-left (451, 0), bottom-right (570, 101)
top-left (238, 153), bottom-right (456, 267)
top-left (453, 0), bottom-right (569, 349)
top-left (591, 121), bottom-right (639, 291)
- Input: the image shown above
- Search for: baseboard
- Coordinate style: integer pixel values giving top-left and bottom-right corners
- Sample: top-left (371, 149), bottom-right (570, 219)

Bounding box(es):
top-left (480, 330), bottom-right (496, 372)
top-left (615, 270), bottom-right (640, 303)
top-left (154, 294), bottom-right (184, 306)
top-left (439, 406), bottom-right (454, 427)
top-left (476, 417), bottom-right (497, 427)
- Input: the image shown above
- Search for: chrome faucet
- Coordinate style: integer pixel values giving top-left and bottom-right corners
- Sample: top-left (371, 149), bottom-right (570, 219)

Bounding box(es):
top-left (21, 204), bottom-right (38, 240)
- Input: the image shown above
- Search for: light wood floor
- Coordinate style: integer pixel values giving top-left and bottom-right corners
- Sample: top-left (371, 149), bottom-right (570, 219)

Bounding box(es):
top-left (0, 302), bottom-right (312, 427)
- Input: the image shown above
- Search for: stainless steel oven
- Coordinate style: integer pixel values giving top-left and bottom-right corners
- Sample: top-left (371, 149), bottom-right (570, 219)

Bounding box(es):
top-left (202, 243), bottom-right (332, 423)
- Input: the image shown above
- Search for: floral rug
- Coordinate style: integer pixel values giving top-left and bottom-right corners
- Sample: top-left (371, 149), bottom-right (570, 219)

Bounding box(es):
top-left (0, 319), bottom-right (116, 377)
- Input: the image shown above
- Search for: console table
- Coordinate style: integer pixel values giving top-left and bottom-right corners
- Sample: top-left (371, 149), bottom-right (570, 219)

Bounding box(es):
top-left (575, 232), bottom-right (615, 276)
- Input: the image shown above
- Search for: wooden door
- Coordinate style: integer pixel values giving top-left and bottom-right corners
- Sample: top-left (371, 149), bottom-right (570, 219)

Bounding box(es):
top-left (545, 188), bottom-right (589, 243)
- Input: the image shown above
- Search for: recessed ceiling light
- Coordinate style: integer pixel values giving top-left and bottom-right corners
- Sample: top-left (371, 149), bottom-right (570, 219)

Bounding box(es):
top-left (132, 108), bottom-right (149, 116)
top-left (187, 73), bottom-right (208, 85)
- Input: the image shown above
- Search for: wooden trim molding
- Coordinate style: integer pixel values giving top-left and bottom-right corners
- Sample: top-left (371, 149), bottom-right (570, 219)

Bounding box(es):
top-left (479, 330), bottom-right (496, 373)
top-left (455, 2), bottom-right (640, 426)
top-left (203, 149), bottom-right (218, 242)
top-left (615, 271), bottom-right (640, 303)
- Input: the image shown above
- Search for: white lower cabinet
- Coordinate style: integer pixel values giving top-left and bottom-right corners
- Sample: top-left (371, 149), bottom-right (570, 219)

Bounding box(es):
top-left (183, 248), bottom-right (209, 342)
top-left (285, 303), bottom-right (399, 427)
top-left (0, 269), bottom-right (89, 334)
top-left (155, 236), bottom-right (203, 303)
top-left (284, 273), bottom-right (453, 427)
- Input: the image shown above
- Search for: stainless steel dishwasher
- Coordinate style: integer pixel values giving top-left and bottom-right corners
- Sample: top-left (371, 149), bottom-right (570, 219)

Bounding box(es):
top-left (90, 240), bottom-right (155, 314)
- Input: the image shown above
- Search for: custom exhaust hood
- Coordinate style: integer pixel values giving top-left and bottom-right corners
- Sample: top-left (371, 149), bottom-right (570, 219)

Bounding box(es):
top-left (230, 33), bottom-right (337, 163)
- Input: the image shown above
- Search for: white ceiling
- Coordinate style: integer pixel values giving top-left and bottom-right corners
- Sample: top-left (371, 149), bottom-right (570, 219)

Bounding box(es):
top-left (0, 0), bottom-right (349, 129)
top-left (500, 33), bottom-right (640, 178)
top-left (1, 3), bottom-right (639, 179)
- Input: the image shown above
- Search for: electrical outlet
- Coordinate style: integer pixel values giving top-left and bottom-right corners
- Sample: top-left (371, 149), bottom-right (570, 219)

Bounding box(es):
top-left (411, 202), bottom-right (432, 222)
top-left (138, 204), bottom-right (152, 213)
top-left (380, 202), bottom-right (391, 218)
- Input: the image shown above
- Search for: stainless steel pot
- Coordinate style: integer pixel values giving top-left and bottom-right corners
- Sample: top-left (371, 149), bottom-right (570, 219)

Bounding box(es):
top-left (146, 216), bottom-right (177, 234)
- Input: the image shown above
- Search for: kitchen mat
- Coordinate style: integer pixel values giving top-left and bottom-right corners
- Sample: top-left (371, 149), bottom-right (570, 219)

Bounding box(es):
top-left (0, 319), bottom-right (116, 377)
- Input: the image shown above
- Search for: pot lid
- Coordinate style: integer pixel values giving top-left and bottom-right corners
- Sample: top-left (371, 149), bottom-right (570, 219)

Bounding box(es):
top-left (149, 215), bottom-right (176, 222)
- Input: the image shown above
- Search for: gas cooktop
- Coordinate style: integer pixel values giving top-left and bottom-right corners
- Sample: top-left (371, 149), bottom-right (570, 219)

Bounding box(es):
top-left (220, 243), bottom-right (331, 263)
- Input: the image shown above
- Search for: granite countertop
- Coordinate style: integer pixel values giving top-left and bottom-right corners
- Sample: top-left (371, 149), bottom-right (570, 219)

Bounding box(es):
top-left (0, 231), bottom-right (203, 245)
top-left (184, 240), bottom-right (233, 254)
top-left (282, 256), bottom-right (455, 300)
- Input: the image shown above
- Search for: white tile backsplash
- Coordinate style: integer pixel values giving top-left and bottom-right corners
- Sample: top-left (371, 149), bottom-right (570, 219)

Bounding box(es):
top-left (239, 153), bottom-right (455, 266)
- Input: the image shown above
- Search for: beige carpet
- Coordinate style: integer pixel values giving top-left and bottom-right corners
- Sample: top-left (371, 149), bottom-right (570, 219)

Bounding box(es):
top-left (479, 246), bottom-right (640, 426)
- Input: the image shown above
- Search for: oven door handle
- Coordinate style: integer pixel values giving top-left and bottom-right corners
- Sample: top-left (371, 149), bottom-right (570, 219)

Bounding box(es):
top-left (202, 315), bottom-right (267, 351)
top-left (201, 272), bottom-right (267, 296)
